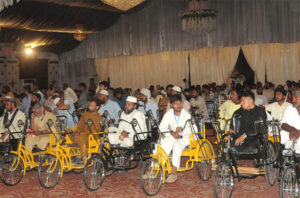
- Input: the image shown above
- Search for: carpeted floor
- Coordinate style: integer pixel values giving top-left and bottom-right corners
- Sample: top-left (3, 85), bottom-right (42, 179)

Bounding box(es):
top-left (0, 160), bottom-right (280, 198)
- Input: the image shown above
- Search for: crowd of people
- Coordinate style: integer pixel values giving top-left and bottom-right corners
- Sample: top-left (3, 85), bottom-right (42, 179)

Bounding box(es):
top-left (1, 77), bottom-right (300, 183)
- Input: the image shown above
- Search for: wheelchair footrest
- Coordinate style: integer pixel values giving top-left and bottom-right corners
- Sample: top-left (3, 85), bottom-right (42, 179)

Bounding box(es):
top-left (211, 164), bottom-right (265, 175)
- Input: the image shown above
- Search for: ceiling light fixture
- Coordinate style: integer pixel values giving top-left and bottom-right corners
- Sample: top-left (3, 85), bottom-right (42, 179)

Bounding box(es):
top-left (101, 0), bottom-right (145, 11)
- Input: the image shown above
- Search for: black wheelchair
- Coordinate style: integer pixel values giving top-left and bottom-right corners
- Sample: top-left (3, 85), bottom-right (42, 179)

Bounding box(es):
top-left (212, 117), bottom-right (277, 198)
top-left (82, 114), bottom-right (158, 191)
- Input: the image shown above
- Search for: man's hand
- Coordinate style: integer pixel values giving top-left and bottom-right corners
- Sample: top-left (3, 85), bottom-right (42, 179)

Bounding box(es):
top-left (229, 129), bottom-right (236, 135)
top-left (171, 131), bottom-right (180, 139)
top-left (289, 130), bottom-right (300, 140)
top-left (119, 130), bottom-right (128, 141)
top-left (108, 119), bottom-right (115, 124)
top-left (34, 131), bottom-right (41, 136)
top-left (175, 127), bottom-right (183, 133)
top-left (235, 134), bottom-right (246, 146)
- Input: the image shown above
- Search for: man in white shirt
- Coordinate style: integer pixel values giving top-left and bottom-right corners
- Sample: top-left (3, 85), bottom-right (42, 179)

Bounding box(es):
top-left (0, 96), bottom-right (26, 142)
top-left (158, 94), bottom-right (197, 183)
top-left (281, 90), bottom-right (300, 153)
top-left (138, 88), bottom-right (159, 120)
top-left (108, 96), bottom-right (147, 147)
top-left (63, 83), bottom-right (78, 104)
top-left (167, 86), bottom-right (190, 112)
top-left (265, 88), bottom-right (291, 121)
top-left (255, 86), bottom-right (268, 106)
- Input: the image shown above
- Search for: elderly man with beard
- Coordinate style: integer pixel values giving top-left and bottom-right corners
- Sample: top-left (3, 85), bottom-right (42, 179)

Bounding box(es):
top-left (98, 90), bottom-right (121, 126)
top-left (0, 96), bottom-right (26, 143)
top-left (156, 94), bottom-right (197, 183)
top-left (73, 98), bottom-right (102, 163)
top-left (25, 104), bottom-right (58, 153)
top-left (280, 90), bottom-right (300, 153)
top-left (108, 96), bottom-right (147, 147)
top-left (189, 87), bottom-right (209, 119)
top-left (138, 88), bottom-right (159, 120)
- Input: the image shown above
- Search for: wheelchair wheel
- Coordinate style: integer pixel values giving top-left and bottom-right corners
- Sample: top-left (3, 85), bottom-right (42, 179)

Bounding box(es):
top-left (0, 153), bottom-right (24, 186)
top-left (38, 154), bottom-right (61, 189)
top-left (83, 154), bottom-right (106, 191)
top-left (113, 149), bottom-right (129, 176)
top-left (195, 141), bottom-right (213, 181)
top-left (140, 158), bottom-right (163, 196)
top-left (280, 166), bottom-right (299, 198)
top-left (213, 162), bottom-right (235, 198)
top-left (264, 141), bottom-right (277, 186)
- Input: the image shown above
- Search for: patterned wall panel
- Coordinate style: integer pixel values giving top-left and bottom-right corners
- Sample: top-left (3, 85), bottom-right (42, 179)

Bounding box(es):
top-left (48, 59), bottom-right (59, 89)
top-left (0, 58), bottom-right (19, 93)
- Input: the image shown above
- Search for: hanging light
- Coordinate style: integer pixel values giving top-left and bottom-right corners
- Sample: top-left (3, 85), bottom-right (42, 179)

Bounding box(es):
top-left (73, 24), bottom-right (86, 42)
top-left (101, 0), bottom-right (145, 11)
top-left (179, 0), bottom-right (217, 35)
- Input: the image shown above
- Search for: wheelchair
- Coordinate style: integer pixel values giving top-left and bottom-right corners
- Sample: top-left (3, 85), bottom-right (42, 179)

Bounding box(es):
top-left (212, 118), bottom-right (277, 198)
top-left (139, 117), bottom-right (216, 196)
top-left (0, 119), bottom-right (57, 186)
top-left (279, 140), bottom-right (300, 198)
top-left (37, 116), bottom-right (102, 189)
top-left (83, 116), bottom-right (156, 191)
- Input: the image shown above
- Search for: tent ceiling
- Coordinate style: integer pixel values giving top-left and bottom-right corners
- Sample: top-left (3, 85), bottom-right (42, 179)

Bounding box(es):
top-left (0, 0), bottom-right (150, 53)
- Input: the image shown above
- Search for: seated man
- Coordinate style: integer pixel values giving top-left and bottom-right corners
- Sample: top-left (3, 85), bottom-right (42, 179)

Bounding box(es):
top-left (108, 96), bottom-right (147, 147)
top-left (229, 91), bottom-right (267, 153)
top-left (158, 94), bottom-right (197, 183)
top-left (190, 87), bottom-right (209, 119)
top-left (52, 97), bottom-right (78, 131)
top-left (218, 89), bottom-right (241, 131)
top-left (280, 90), bottom-right (300, 153)
top-left (74, 98), bottom-right (102, 163)
top-left (0, 96), bottom-right (26, 143)
top-left (138, 88), bottom-right (159, 120)
top-left (25, 104), bottom-right (58, 153)
top-left (98, 90), bottom-right (121, 126)
top-left (265, 88), bottom-right (291, 121)
top-left (158, 84), bottom-right (173, 115)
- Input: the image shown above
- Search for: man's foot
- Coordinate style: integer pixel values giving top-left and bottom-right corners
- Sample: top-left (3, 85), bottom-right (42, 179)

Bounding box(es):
top-left (165, 174), bottom-right (178, 184)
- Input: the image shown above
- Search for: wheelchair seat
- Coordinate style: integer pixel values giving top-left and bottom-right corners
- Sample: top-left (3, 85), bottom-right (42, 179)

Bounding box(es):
top-left (231, 141), bottom-right (258, 156)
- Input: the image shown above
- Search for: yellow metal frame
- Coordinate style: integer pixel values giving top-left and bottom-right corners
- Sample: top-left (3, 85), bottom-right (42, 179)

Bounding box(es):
top-left (149, 127), bottom-right (216, 183)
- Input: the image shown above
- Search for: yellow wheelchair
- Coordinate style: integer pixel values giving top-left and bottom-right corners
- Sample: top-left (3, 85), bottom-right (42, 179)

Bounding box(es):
top-left (140, 118), bottom-right (216, 196)
top-left (37, 118), bottom-right (103, 188)
top-left (0, 120), bottom-right (56, 186)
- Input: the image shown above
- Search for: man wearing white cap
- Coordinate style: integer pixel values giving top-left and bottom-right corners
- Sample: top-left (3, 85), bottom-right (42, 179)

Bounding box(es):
top-left (138, 88), bottom-right (159, 120)
top-left (98, 90), bottom-right (121, 126)
top-left (52, 97), bottom-right (78, 131)
top-left (108, 96), bottom-right (147, 147)
top-left (166, 86), bottom-right (190, 112)
top-left (0, 96), bottom-right (26, 142)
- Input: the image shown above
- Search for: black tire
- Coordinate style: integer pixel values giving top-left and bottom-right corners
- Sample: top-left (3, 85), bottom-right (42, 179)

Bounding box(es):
top-left (38, 154), bottom-right (61, 189)
top-left (83, 155), bottom-right (106, 191)
top-left (140, 158), bottom-right (163, 196)
top-left (0, 153), bottom-right (24, 186)
top-left (264, 141), bottom-right (277, 186)
top-left (195, 141), bottom-right (213, 181)
top-left (213, 162), bottom-right (235, 198)
top-left (280, 166), bottom-right (299, 198)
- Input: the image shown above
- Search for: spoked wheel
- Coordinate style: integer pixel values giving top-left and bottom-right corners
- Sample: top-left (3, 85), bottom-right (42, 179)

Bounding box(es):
top-left (140, 158), bottom-right (163, 196)
top-left (0, 153), bottom-right (24, 186)
top-left (195, 141), bottom-right (213, 181)
top-left (264, 141), bottom-right (277, 186)
top-left (280, 166), bottom-right (299, 198)
top-left (38, 154), bottom-right (61, 189)
top-left (83, 155), bottom-right (106, 191)
top-left (213, 162), bottom-right (235, 198)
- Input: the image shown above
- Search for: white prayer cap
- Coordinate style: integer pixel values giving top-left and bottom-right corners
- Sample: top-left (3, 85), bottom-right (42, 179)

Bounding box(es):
top-left (99, 90), bottom-right (109, 96)
top-left (172, 86), bottom-right (181, 93)
top-left (140, 88), bottom-right (151, 100)
top-left (53, 97), bottom-right (61, 105)
top-left (126, 96), bottom-right (137, 103)
top-left (4, 96), bottom-right (15, 102)
top-left (161, 90), bottom-right (166, 96)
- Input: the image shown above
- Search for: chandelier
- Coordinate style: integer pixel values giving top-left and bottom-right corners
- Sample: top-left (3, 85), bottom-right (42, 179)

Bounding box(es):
top-left (179, 0), bottom-right (217, 35)
top-left (73, 24), bottom-right (86, 42)
top-left (101, 0), bottom-right (145, 11)
top-left (0, 0), bottom-right (21, 13)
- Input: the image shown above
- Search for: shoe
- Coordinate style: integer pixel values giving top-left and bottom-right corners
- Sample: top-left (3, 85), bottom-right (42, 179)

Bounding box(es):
top-left (165, 174), bottom-right (178, 184)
